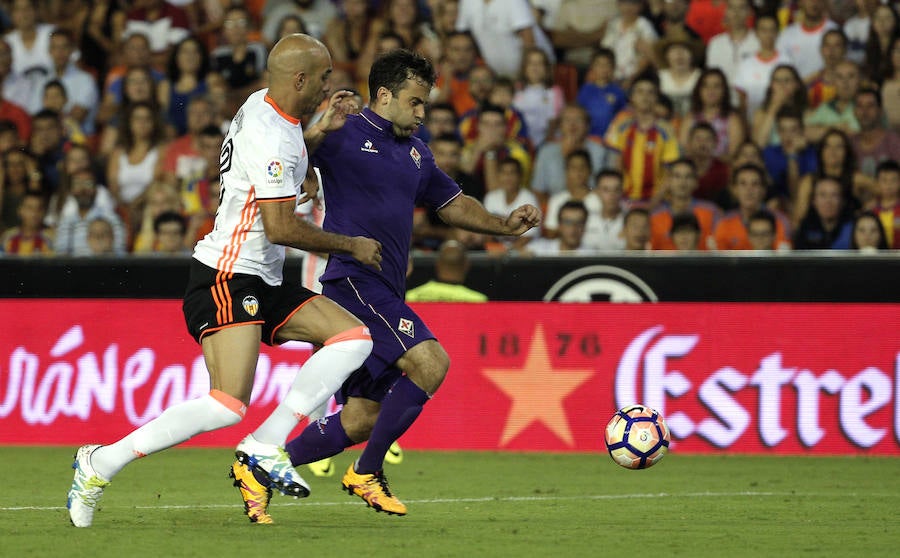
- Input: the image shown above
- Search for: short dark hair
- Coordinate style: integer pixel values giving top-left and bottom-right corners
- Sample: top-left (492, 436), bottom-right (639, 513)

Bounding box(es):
top-left (688, 121), bottom-right (717, 139)
top-left (630, 69), bottom-right (659, 95)
top-left (596, 169), bottom-right (623, 184)
top-left (624, 206), bottom-right (650, 224)
top-left (498, 157), bottom-right (522, 175)
top-left (732, 163), bottom-right (767, 186)
top-left (668, 158), bottom-right (697, 174)
top-left (430, 132), bottom-right (463, 147)
top-left (591, 47), bottom-right (616, 66)
top-left (748, 209), bottom-right (776, 230)
top-left (368, 49), bottom-right (436, 99)
top-left (856, 86), bottom-right (882, 107)
top-left (876, 159), bottom-right (900, 178)
top-left (558, 200), bottom-right (588, 222)
top-left (154, 210), bottom-right (186, 234)
top-left (565, 148), bottom-right (591, 169)
top-left (670, 212), bottom-right (700, 234)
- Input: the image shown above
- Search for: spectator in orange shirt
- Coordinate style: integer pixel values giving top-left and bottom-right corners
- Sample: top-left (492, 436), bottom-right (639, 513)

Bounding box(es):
top-left (713, 163), bottom-right (792, 250)
top-left (746, 209), bottom-right (778, 250)
top-left (650, 158), bottom-right (721, 250)
top-left (433, 31), bottom-right (482, 117)
top-left (668, 212), bottom-right (701, 251)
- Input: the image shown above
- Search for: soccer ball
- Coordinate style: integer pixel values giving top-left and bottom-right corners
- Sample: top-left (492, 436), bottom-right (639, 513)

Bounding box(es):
top-left (604, 405), bottom-right (670, 470)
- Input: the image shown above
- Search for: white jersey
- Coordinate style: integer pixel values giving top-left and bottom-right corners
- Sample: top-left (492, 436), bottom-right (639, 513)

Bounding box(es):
top-left (193, 89), bottom-right (308, 286)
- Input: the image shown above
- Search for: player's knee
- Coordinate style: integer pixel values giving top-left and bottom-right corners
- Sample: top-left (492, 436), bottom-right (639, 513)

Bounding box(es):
top-left (341, 408), bottom-right (378, 443)
top-left (324, 325), bottom-right (374, 363)
top-left (208, 390), bottom-right (246, 428)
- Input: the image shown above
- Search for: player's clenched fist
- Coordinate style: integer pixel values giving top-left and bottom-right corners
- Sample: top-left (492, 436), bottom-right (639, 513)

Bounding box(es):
top-left (350, 237), bottom-right (383, 270)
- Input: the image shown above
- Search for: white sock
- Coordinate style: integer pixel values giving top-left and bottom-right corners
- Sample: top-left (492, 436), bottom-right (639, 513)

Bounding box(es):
top-left (91, 391), bottom-right (244, 480)
top-left (252, 332), bottom-right (372, 445)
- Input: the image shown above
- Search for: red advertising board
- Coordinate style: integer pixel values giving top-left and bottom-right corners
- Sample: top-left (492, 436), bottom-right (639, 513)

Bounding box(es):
top-left (1, 300), bottom-right (898, 455)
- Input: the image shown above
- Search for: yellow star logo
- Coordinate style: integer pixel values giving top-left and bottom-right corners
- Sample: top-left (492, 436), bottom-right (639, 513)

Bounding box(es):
top-left (482, 324), bottom-right (595, 446)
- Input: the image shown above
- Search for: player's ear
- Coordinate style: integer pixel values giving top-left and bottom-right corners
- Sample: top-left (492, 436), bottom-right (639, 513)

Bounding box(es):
top-left (376, 86), bottom-right (392, 106)
top-left (295, 71), bottom-right (306, 91)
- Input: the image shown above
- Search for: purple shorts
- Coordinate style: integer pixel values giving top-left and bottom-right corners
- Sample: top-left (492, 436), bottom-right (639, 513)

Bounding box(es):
top-left (322, 275), bottom-right (435, 402)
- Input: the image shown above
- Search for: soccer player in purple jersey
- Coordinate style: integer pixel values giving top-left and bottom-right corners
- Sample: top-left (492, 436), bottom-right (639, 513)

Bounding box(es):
top-left (232, 48), bottom-right (541, 517)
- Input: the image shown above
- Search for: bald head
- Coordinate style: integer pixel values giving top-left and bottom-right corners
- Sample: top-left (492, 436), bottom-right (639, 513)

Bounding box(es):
top-left (435, 240), bottom-right (470, 283)
top-left (268, 33), bottom-right (329, 82)
top-left (266, 33), bottom-right (333, 117)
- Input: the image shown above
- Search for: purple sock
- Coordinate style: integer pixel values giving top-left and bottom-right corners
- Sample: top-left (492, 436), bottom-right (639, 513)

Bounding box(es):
top-left (356, 376), bottom-right (429, 474)
top-left (285, 411), bottom-right (354, 465)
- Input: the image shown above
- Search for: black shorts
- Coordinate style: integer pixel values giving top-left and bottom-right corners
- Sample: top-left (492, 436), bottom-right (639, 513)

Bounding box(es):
top-left (183, 259), bottom-right (320, 346)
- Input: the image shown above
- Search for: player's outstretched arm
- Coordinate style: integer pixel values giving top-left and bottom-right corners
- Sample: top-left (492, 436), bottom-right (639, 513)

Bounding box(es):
top-left (304, 90), bottom-right (360, 153)
top-left (437, 194), bottom-right (542, 237)
top-left (260, 199), bottom-right (382, 269)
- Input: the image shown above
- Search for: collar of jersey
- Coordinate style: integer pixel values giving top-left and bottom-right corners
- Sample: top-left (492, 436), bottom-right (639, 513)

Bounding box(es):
top-left (360, 107), bottom-right (394, 138)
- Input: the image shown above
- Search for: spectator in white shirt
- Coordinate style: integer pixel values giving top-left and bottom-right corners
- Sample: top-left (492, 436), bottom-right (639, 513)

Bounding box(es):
top-left (706, 0), bottom-right (759, 90)
top-left (775, 0), bottom-right (838, 80)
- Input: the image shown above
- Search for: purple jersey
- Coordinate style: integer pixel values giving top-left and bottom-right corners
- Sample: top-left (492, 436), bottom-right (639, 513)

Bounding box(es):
top-left (314, 108), bottom-right (462, 295)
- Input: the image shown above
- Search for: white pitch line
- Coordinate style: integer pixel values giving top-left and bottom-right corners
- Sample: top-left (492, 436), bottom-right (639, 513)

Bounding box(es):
top-left (0, 491), bottom-right (837, 512)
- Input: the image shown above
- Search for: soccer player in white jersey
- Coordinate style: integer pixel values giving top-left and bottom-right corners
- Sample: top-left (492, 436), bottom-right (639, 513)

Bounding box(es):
top-left (67, 34), bottom-right (383, 527)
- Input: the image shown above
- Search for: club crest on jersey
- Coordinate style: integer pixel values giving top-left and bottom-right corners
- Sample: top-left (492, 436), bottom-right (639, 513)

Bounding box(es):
top-left (266, 159), bottom-right (284, 185)
top-left (398, 318), bottom-right (415, 338)
top-left (242, 295), bottom-right (260, 316)
top-left (361, 139), bottom-right (379, 153)
top-left (410, 146), bottom-right (421, 168)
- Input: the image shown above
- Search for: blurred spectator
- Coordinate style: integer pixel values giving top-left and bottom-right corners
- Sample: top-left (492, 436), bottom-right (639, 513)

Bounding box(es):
top-left (684, 122), bottom-right (730, 206)
top-left (158, 36), bottom-right (209, 137)
top-left (604, 71), bottom-right (680, 203)
top-left (46, 142), bottom-right (96, 227)
top-left (775, 0), bottom-right (838, 81)
top-left (416, 102), bottom-right (458, 144)
top-left (679, 68), bottom-right (745, 160)
top-left (805, 60), bottom-right (861, 143)
top-left (851, 210), bottom-right (889, 251)
top-left (0, 190), bottom-right (53, 255)
top-left (100, 32), bottom-right (163, 119)
top-left (851, 87), bottom-right (900, 178)
top-left (0, 147), bottom-right (41, 230)
top-left (621, 206), bottom-right (650, 250)
top-left (77, 0), bottom-right (126, 82)
top-left (713, 164), bottom-right (792, 250)
top-left (149, 209), bottom-right (189, 255)
top-left (432, 30), bottom-right (481, 117)
top-left (322, 0), bottom-right (376, 75)
top-left (123, 0), bottom-right (191, 69)
top-left (873, 160), bottom-right (900, 249)
top-left (792, 128), bottom-right (872, 227)
top-left (762, 108), bottom-right (818, 210)
top-left (131, 181), bottom-right (182, 253)
top-left (531, 103), bottom-right (608, 207)
top-left (0, 120), bottom-right (20, 152)
top-left (526, 200), bottom-right (595, 255)
top-left (543, 149), bottom-right (600, 239)
top-left (455, 0), bottom-right (555, 79)
top-left (751, 64), bottom-right (808, 148)
top-left (6, 0), bottom-right (54, 79)
top-left (733, 14), bottom-right (793, 121)
top-left (666, 212), bottom-right (700, 251)
top-left (106, 101), bottom-right (166, 213)
top-left (746, 209), bottom-right (777, 250)
top-left (99, 65), bottom-right (162, 155)
top-left (652, 0), bottom-right (701, 42)
top-left (32, 30), bottom-right (99, 135)
top-left (793, 176), bottom-right (854, 249)
top-left (482, 157), bottom-right (539, 252)
top-left (84, 215), bottom-right (119, 256)
top-left (459, 103), bottom-right (531, 194)
top-left (413, 133), bottom-right (479, 251)
top-left (38, 80), bottom-right (86, 146)
top-left (544, 0), bottom-right (611, 70)
top-left (650, 158), bottom-right (721, 250)
top-left (28, 109), bottom-right (65, 195)
top-left (576, 48), bottom-right (628, 138)
top-left (180, 123), bottom-right (221, 216)
top-left (155, 95), bottom-right (214, 188)
top-left (210, 6), bottom-right (267, 93)
top-left (460, 76), bottom-right (531, 149)
top-left (805, 29), bottom-right (848, 111)
top-left (406, 240), bottom-right (488, 301)
top-left (272, 14), bottom-right (308, 43)
top-left (262, 0), bottom-right (337, 43)
top-left (513, 47), bottom-right (564, 148)
top-left (600, 0), bottom-right (657, 85)
top-left (359, 0), bottom-right (441, 73)
top-left (0, 40), bottom-right (32, 143)
top-left (864, 2), bottom-right (900, 85)
top-left (843, 0), bottom-right (878, 65)
top-left (54, 168), bottom-right (125, 256)
top-left (705, 0), bottom-right (757, 90)
top-left (880, 36), bottom-right (900, 130)
top-left (592, 169), bottom-right (626, 250)
top-left (655, 36), bottom-right (702, 117)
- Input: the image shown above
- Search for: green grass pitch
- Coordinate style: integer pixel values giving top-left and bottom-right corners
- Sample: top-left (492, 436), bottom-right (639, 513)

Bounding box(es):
top-left (2, 447), bottom-right (897, 557)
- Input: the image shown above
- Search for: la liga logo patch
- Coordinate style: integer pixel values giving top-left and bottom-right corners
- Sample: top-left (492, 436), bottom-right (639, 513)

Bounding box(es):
top-left (266, 159), bottom-right (284, 184)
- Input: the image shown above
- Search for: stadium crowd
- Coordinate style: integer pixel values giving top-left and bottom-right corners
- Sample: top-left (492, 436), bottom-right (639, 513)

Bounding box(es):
top-left (0, 0), bottom-right (898, 257)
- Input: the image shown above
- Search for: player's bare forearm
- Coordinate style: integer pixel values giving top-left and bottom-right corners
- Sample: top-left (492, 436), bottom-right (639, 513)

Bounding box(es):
top-left (438, 194), bottom-right (541, 237)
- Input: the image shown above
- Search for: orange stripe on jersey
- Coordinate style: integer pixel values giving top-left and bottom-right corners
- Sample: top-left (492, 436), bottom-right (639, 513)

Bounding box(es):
top-left (257, 196), bottom-right (297, 203)
top-left (264, 94), bottom-right (301, 125)
top-left (217, 187), bottom-right (258, 276)
top-left (209, 389), bottom-right (247, 418)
